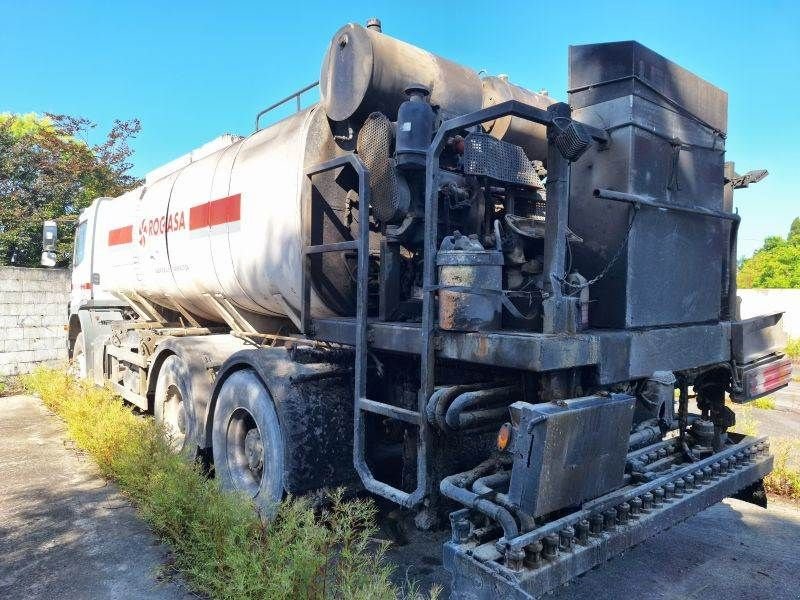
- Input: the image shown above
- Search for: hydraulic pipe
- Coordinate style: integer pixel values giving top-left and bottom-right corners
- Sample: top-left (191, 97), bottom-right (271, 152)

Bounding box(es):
top-left (473, 471), bottom-right (538, 533)
top-left (441, 463), bottom-right (519, 544)
top-left (445, 386), bottom-right (516, 431)
top-left (472, 470), bottom-right (511, 496)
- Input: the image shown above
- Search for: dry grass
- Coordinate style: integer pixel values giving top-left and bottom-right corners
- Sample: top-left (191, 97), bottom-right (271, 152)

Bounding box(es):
top-left (22, 367), bottom-right (436, 600)
top-left (728, 400), bottom-right (800, 503)
top-left (0, 375), bottom-right (22, 397)
top-left (732, 405), bottom-right (760, 437)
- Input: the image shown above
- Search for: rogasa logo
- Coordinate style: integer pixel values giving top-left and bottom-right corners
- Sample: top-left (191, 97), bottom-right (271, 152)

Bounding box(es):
top-left (138, 211), bottom-right (186, 246)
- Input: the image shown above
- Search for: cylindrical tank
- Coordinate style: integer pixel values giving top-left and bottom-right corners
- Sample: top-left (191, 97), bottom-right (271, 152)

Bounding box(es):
top-left (320, 23), bottom-right (483, 122)
top-left (395, 84), bottom-right (435, 170)
top-left (91, 107), bottom-right (340, 323)
top-left (481, 76), bottom-right (555, 161)
top-left (437, 234), bottom-right (503, 332)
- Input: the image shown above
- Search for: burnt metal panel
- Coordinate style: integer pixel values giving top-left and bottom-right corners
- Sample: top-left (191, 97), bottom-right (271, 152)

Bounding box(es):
top-left (568, 41), bottom-right (728, 134)
top-left (312, 318), bottom-right (732, 384)
top-left (567, 41), bottom-right (728, 329)
top-left (595, 323), bottom-right (730, 384)
top-left (506, 394), bottom-right (635, 518)
top-left (731, 312), bottom-right (787, 364)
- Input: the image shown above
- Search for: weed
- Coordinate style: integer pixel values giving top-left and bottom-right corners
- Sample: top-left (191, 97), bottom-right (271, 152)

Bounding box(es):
top-left (750, 396), bottom-right (776, 410)
top-left (22, 367), bottom-right (422, 600)
top-left (0, 375), bottom-right (22, 397)
top-left (764, 439), bottom-right (800, 501)
top-left (785, 337), bottom-right (800, 359)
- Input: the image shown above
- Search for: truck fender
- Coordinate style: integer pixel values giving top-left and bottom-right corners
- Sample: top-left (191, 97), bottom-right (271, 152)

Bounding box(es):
top-left (208, 347), bottom-right (359, 495)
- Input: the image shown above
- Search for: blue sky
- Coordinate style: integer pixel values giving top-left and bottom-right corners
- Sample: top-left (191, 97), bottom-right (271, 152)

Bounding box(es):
top-left (2, 0), bottom-right (798, 258)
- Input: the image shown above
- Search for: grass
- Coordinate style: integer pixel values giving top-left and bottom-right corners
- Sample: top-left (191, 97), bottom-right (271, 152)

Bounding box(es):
top-left (22, 367), bottom-right (435, 600)
top-left (728, 400), bottom-right (800, 504)
top-left (785, 337), bottom-right (800, 360)
top-left (750, 396), bottom-right (776, 410)
top-left (764, 440), bottom-right (800, 501)
top-left (732, 405), bottom-right (760, 437)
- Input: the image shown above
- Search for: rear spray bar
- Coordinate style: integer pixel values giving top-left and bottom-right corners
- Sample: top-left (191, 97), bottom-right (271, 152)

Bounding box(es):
top-left (444, 435), bottom-right (772, 600)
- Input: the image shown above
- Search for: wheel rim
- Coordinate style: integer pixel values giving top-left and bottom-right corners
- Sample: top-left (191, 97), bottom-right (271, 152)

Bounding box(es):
top-left (163, 384), bottom-right (186, 449)
top-left (225, 407), bottom-right (265, 497)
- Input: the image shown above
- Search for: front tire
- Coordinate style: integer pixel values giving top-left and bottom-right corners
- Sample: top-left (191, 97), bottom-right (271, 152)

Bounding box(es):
top-left (154, 355), bottom-right (198, 456)
top-left (212, 369), bottom-right (285, 517)
top-left (71, 332), bottom-right (87, 379)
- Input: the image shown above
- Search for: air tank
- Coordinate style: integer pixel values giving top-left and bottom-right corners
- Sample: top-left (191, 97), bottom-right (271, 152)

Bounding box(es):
top-left (481, 76), bottom-right (555, 161)
top-left (320, 22), bottom-right (483, 122)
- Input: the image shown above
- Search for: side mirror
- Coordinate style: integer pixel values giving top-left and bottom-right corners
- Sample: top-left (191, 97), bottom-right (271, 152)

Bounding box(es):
top-left (41, 220), bottom-right (57, 267)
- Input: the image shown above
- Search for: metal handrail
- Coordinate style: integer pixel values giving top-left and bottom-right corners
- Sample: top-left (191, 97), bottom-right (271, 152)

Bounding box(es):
top-left (254, 80), bottom-right (319, 132)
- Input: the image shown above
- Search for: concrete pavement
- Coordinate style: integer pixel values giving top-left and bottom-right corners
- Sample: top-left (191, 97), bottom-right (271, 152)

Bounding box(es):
top-left (0, 395), bottom-right (193, 600)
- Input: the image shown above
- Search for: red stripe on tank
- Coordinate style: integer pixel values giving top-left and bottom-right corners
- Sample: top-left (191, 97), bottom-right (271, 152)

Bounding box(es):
top-left (189, 194), bottom-right (241, 230)
top-left (108, 225), bottom-right (133, 246)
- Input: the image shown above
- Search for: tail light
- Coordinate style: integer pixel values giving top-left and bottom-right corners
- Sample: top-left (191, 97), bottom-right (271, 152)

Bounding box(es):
top-left (733, 356), bottom-right (792, 402)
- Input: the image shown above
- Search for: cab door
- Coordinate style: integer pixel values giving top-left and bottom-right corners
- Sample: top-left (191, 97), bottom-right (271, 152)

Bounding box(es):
top-left (70, 217), bottom-right (91, 314)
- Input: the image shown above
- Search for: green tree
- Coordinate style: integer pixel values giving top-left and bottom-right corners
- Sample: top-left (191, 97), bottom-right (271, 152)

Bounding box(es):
top-left (789, 217), bottom-right (800, 241)
top-left (738, 231), bottom-right (800, 288)
top-left (0, 112), bottom-right (141, 267)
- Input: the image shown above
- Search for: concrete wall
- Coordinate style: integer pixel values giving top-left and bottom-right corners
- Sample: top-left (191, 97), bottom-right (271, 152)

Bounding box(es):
top-left (0, 267), bottom-right (70, 377)
top-left (739, 289), bottom-right (800, 339)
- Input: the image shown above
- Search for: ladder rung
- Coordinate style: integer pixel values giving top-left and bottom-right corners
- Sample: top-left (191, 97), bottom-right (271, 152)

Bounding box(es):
top-left (358, 398), bottom-right (421, 425)
top-left (305, 240), bottom-right (359, 255)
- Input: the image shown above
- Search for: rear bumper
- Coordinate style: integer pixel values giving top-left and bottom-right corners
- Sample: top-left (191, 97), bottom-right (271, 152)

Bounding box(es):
top-left (445, 435), bottom-right (772, 600)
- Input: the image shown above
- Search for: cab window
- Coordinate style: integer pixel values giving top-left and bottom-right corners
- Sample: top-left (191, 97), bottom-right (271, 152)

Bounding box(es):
top-left (73, 221), bottom-right (88, 267)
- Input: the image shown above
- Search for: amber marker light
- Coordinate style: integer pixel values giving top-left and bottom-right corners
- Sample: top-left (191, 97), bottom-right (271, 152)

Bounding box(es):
top-left (497, 422), bottom-right (512, 451)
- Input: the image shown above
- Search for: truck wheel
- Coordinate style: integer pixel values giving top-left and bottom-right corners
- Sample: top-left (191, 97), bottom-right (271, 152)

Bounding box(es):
top-left (154, 355), bottom-right (197, 456)
top-left (212, 369), bottom-right (284, 517)
top-left (71, 332), bottom-right (87, 379)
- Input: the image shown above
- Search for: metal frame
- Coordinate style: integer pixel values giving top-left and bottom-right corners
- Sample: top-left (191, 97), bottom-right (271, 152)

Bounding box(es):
top-left (421, 99), bottom-right (610, 392)
top-left (254, 80), bottom-right (319, 132)
top-left (304, 155), bottom-right (428, 507)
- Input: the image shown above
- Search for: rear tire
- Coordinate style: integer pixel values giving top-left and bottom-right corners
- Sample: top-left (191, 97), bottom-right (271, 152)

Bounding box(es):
top-left (212, 369), bottom-right (285, 518)
top-left (71, 332), bottom-right (87, 379)
top-left (154, 355), bottom-right (198, 456)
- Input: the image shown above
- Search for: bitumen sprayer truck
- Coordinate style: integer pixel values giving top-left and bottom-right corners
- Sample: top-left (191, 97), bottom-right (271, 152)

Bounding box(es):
top-left (40, 19), bottom-right (790, 599)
